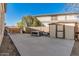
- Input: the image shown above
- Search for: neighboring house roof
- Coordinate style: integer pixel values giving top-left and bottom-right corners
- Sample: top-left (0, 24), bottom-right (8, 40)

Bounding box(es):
top-left (34, 13), bottom-right (79, 17)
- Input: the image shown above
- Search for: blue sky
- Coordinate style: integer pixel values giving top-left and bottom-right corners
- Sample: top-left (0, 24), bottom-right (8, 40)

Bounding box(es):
top-left (5, 3), bottom-right (66, 26)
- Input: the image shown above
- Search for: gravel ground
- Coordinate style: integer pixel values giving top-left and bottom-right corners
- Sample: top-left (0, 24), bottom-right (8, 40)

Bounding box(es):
top-left (0, 32), bottom-right (79, 56)
top-left (0, 34), bottom-right (78, 56)
top-left (0, 34), bottom-right (20, 56)
top-left (71, 41), bottom-right (79, 56)
top-left (9, 34), bottom-right (74, 56)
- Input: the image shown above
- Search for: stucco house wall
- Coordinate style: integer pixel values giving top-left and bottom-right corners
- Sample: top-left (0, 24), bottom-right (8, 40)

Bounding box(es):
top-left (36, 16), bottom-right (51, 27)
top-left (36, 13), bottom-right (79, 26)
top-left (51, 14), bottom-right (79, 22)
top-left (0, 3), bottom-right (6, 46)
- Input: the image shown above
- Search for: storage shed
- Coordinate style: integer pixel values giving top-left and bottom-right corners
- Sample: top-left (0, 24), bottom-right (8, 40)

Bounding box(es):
top-left (49, 22), bottom-right (76, 40)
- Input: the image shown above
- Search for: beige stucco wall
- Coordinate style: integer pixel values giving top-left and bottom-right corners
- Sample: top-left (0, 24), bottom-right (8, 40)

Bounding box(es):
top-left (36, 16), bottom-right (51, 27)
top-left (0, 4), bottom-right (5, 46)
top-left (36, 14), bottom-right (79, 27)
top-left (52, 14), bottom-right (79, 22)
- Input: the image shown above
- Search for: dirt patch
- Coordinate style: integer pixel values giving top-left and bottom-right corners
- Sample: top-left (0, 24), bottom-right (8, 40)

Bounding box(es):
top-left (71, 41), bottom-right (79, 56)
top-left (0, 34), bottom-right (20, 56)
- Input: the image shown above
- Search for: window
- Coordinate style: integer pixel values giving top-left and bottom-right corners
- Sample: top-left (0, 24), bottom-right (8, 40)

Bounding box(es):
top-left (51, 16), bottom-right (57, 20)
top-left (57, 16), bottom-right (66, 21)
top-left (66, 15), bottom-right (78, 21)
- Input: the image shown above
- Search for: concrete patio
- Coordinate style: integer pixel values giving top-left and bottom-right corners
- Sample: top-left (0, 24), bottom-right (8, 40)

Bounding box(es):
top-left (9, 34), bottom-right (74, 56)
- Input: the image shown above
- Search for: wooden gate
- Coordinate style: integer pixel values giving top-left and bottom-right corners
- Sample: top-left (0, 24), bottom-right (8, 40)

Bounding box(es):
top-left (56, 24), bottom-right (65, 39)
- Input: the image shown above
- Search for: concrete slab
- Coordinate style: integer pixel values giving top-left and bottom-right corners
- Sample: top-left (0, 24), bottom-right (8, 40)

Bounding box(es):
top-left (9, 33), bottom-right (75, 56)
